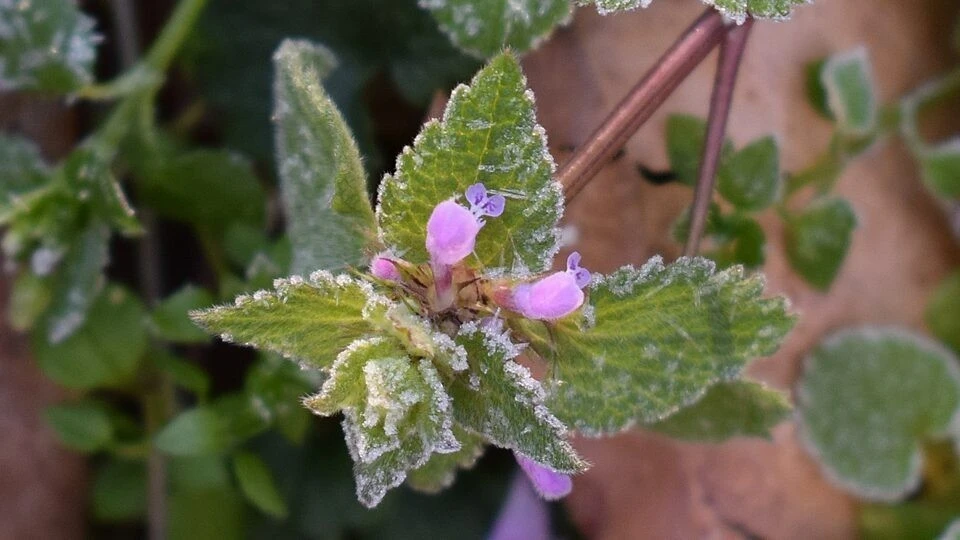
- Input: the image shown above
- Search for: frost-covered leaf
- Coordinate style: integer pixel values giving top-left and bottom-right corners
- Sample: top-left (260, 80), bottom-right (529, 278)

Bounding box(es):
top-left (646, 380), bottom-right (790, 442)
top-left (61, 147), bottom-right (140, 236)
top-left (407, 425), bottom-right (485, 493)
top-left (718, 136), bottom-right (781, 211)
top-left (665, 114), bottom-right (733, 187)
top-left (304, 338), bottom-right (460, 507)
top-left (578, 0), bottom-right (807, 22)
top-left (797, 328), bottom-right (960, 501)
top-left (821, 48), bottom-right (877, 136)
top-left (151, 286), bottom-right (215, 344)
top-left (233, 451), bottom-right (289, 519)
top-left (155, 394), bottom-right (270, 456)
top-left (916, 142), bottom-right (960, 199)
top-left (529, 256), bottom-right (793, 436)
top-left (191, 272), bottom-right (377, 370)
top-left (44, 400), bottom-right (115, 453)
top-left (420, 0), bottom-right (572, 58)
top-left (34, 285), bottom-right (146, 389)
top-left (784, 197), bottom-right (857, 290)
top-left (926, 271), bottom-right (960, 355)
top-left (450, 320), bottom-right (586, 472)
top-left (273, 40), bottom-right (378, 274)
top-left (92, 460), bottom-right (147, 522)
top-left (378, 52), bottom-right (562, 275)
top-left (0, 135), bottom-right (49, 217)
top-left (942, 520), bottom-right (960, 540)
top-left (42, 222), bottom-right (110, 343)
top-left (0, 0), bottom-right (99, 92)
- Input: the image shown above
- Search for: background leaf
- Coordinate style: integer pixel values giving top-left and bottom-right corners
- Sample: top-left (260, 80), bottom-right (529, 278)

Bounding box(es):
top-left (717, 136), bottom-right (782, 211)
top-left (917, 142), bottom-right (960, 199)
top-left (665, 114), bottom-right (733, 187)
top-left (155, 394), bottom-right (270, 456)
top-left (0, 135), bottom-right (50, 216)
top-left (821, 48), bottom-right (877, 135)
top-left (784, 197), bottom-right (857, 290)
top-left (797, 328), bottom-right (960, 501)
top-left (151, 286), bottom-right (215, 344)
top-left (377, 52), bottom-right (562, 275)
top-left (92, 460), bottom-right (148, 522)
top-left (926, 271), bottom-right (960, 355)
top-left (233, 451), bottom-right (289, 519)
top-left (44, 401), bottom-right (115, 453)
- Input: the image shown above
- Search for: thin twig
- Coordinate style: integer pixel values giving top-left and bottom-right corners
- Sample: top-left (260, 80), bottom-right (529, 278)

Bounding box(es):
top-left (683, 19), bottom-right (754, 257)
top-left (557, 8), bottom-right (727, 205)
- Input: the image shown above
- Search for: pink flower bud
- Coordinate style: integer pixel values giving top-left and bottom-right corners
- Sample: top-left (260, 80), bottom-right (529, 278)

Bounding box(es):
top-left (426, 200), bottom-right (481, 266)
top-left (511, 252), bottom-right (590, 320)
top-left (515, 453), bottom-right (572, 500)
top-left (369, 253), bottom-right (400, 281)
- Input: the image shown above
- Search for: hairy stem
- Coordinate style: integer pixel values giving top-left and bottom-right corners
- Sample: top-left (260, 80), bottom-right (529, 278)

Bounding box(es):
top-left (557, 8), bottom-right (727, 205)
top-left (683, 19), bottom-right (754, 257)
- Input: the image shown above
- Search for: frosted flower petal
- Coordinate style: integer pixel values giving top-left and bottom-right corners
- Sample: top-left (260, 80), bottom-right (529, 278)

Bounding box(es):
top-left (515, 453), bottom-right (572, 500)
top-left (426, 200), bottom-right (482, 265)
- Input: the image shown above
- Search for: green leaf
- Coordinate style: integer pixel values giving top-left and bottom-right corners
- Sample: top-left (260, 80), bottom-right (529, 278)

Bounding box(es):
top-left (718, 136), bottom-right (782, 211)
top-left (151, 351), bottom-right (211, 400)
top-left (151, 286), bottom-right (215, 344)
top-left (421, 0), bottom-right (572, 58)
top-left (0, 135), bottom-right (50, 217)
top-left (941, 520), bottom-right (960, 540)
top-left (233, 451), bottom-right (289, 519)
top-left (42, 222), bottom-right (110, 343)
top-left (449, 321), bottom-right (585, 472)
top-left (821, 48), bottom-right (877, 135)
top-left (61, 147), bottom-right (140, 236)
top-left (528, 256), bottom-right (793, 436)
top-left (34, 285), bottom-right (147, 389)
top-left (797, 328), bottom-right (960, 501)
top-left (805, 59), bottom-right (833, 120)
top-left (135, 148), bottom-right (265, 230)
top-left (407, 426), bottom-right (485, 494)
top-left (784, 197), bottom-right (857, 290)
top-left (578, 0), bottom-right (807, 22)
top-left (7, 270), bottom-right (53, 331)
top-left (646, 380), bottom-right (790, 442)
top-left (168, 487), bottom-right (245, 540)
top-left (92, 460), bottom-right (147, 522)
top-left (273, 40), bottom-right (378, 274)
top-left (0, 0), bottom-right (98, 92)
top-left (244, 354), bottom-right (314, 443)
top-left (665, 114), bottom-right (733, 187)
top-left (673, 205), bottom-right (766, 269)
top-left (191, 271), bottom-right (378, 370)
top-left (926, 271), bottom-right (960, 355)
top-left (377, 52), bottom-right (563, 275)
top-left (916, 142), bottom-right (960, 199)
top-left (44, 401), bottom-right (114, 452)
top-left (303, 337), bottom-right (460, 507)
top-left (155, 394), bottom-right (270, 456)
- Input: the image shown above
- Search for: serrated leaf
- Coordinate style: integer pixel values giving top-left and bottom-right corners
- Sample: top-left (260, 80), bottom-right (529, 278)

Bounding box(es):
top-left (718, 136), bottom-right (781, 211)
top-left (155, 394), bottom-right (270, 456)
top-left (646, 380), bottom-right (790, 442)
top-left (151, 286), bottom-right (215, 344)
top-left (926, 271), bottom-right (960, 355)
top-left (0, 0), bottom-right (98, 92)
top-left (377, 52), bottom-right (562, 275)
top-left (92, 460), bottom-right (147, 522)
top-left (0, 135), bottom-right (50, 217)
top-left (821, 48), bottom-right (877, 136)
top-left (578, 0), bottom-right (807, 22)
top-left (450, 320), bottom-right (585, 472)
top-left (784, 197), bottom-right (857, 290)
top-left (44, 401), bottom-right (114, 453)
top-left (407, 425), bottom-right (485, 493)
top-left (797, 328), bottom-right (960, 501)
top-left (191, 271), bottom-right (377, 370)
top-left (303, 338), bottom-right (460, 507)
top-left (34, 285), bottom-right (146, 389)
top-left (420, 0), bottom-right (572, 58)
top-left (665, 114), bottom-right (734, 187)
top-left (273, 40), bottom-right (378, 274)
top-left (233, 451), bottom-right (289, 519)
top-left (916, 142), bottom-right (960, 199)
top-left (527, 256), bottom-right (793, 436)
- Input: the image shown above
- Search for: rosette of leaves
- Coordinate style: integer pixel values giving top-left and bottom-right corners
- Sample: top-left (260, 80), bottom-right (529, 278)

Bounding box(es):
top-left (192, 40), bottom-right (794, 507)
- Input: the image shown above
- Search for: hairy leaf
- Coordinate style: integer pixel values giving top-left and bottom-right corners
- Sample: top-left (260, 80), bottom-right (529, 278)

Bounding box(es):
top-left (531, 256), bottom-right (793, 436)
top-left (420, 0), bottom-right (572, 58)
top-left (821, 48), bottom-right (877, 135)
top-left (784, 197), bottom-right (857, 290)
top-left (0, 0), bottom-right (99, 92)
top-left (797, 328), bottom-right (960, 501)
top-left (646, 380), bottom-right (790, 442)
top-left (718, 136), bottom-right (782, 211)
top-left (407, 425), bottom-right (486, 493)
top-left (378, 52), bottom-right (562, 275)
top-left (451, 320), bottom-right (585, 472)
top-left (273, 40), bottom-right (378, 274)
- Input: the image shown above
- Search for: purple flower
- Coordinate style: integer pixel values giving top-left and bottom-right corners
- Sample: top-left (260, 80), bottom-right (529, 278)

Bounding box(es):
top-left (515, 453), bottom-right (572, 500)
top-left (425, 183), bottom-right (505, 266)
top-left (487, 473), bottom-right (552, 540)
top-left (466, 183), bottom-right (505, 219)
top-left (511, 252), bottom-right (591, 320)
top-left (369, 253), bottom-right (400, 281)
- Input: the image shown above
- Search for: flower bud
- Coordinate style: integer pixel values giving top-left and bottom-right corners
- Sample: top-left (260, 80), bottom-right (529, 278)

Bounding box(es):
top-left (515, 453), bottom-right (572, 500)
top-left (510, 252), bottom-right (590, 320)
top-left (426, 200), bottom-right (481, 266)
top-left (369, 253), bottom-right (400, 281)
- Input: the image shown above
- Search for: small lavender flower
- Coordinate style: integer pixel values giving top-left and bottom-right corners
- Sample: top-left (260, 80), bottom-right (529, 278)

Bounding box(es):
top-left (515, 453), bottom-right (572, 500)
top-left (487, 473), bottom-right (552, 540)
top-left (425, 183), bottom-right (506, 266)
top-left (466, 182), bottom-right (505, 219)
top-left (370, 252), bottom-right (400, 281)
top-left (511, 252), bottom-right (591, 320)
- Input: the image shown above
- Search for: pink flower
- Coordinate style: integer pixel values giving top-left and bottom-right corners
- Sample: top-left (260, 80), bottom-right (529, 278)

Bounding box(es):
top-left (425, 183), bottom-right (505, 266)
top-left (514, 453), bottom-right (572, 500)
top-left (369, 253), bottom-right (400, 281)
top-left (512, 252), bottom-right (591, 320)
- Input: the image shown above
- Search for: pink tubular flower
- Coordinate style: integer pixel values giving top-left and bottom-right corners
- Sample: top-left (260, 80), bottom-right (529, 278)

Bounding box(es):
top-left (514, 453), bottom-right (572, 500)
top-left (487, 473), bottom-right (552, 540)
top-left (512, 252), bottom-right (591, 320)
top-left (425, 183), bottom-right (505, 266)
top-left (369, 253), bottom-right (400, 281)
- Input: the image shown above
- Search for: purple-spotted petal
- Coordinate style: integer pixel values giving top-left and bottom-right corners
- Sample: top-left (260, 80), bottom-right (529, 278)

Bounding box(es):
top-left (515, 453), bottom-right (572, 501)
top-left (566, 252), bottom-right (581, 271)
top-left (369, 254), bottom-right (400, 281)
top-left (426, 200), bottom-right (482, 265)
top-left (513, 272), bottom-right (584, 320)
top-left (466, 183), bottom-right (488, 206)
top-left (566, 251), bottom-right (591, 288)
top-left (482, 194), bottom-right (506, 217)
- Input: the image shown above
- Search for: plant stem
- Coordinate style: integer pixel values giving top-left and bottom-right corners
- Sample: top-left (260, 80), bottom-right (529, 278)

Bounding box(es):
top-left (683, 19), bottom-right (753, 257)
top-left (557, 8), bottom-right (727, 205)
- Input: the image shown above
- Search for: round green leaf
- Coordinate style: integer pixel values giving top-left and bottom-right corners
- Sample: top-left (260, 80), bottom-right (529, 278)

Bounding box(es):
top-left (718, 136), bottom-right (781, 211)
top-left (44, 401), bottom-right (114, 453)
top-left (784, 197), bottom-right (857, 290)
